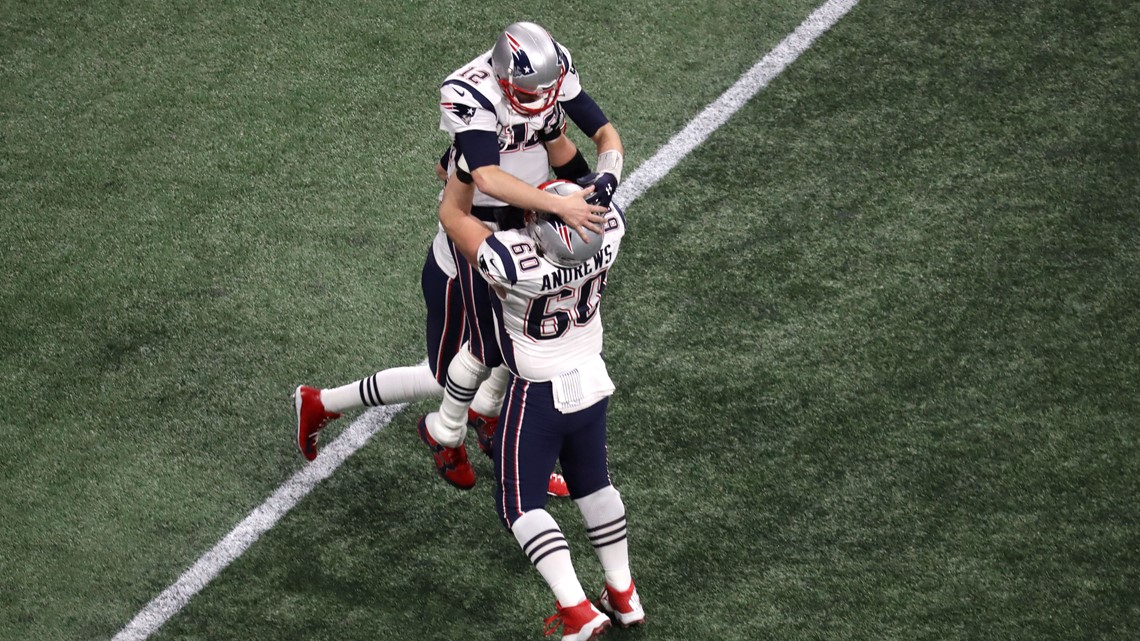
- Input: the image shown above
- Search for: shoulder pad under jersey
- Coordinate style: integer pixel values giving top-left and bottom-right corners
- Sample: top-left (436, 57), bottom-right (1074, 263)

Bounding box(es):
top-left (477, 230), bottom-right (541, 287)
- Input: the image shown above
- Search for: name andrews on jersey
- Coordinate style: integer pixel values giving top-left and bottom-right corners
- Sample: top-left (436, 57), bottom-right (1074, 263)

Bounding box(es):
top-left (540, 244), bottom-right (616, 292)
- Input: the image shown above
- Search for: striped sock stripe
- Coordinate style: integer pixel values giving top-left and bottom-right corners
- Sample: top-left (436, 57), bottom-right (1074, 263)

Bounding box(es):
top-left (357, 375), bottom-right (385, 407)
top-left (587, 516), bottom-right (628, 549)
top-left (589, 531), bottom-right (628, 549)
top-left (531, 543), bottom-right (571, 566)
top-left (585, 515), bottom-right (627, 534)
top-left (444, 377), bottom-right (478, 402)
top-left (522, 528), bottom-right (569, 566)
top-left (521, 528), bottom-right (561, 556)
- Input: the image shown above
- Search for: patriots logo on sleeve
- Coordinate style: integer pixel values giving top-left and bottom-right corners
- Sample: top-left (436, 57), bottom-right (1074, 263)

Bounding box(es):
top-left (442, 102), bottom-right (477, 124)
top-left (506, 33), bottom-right (535, 76)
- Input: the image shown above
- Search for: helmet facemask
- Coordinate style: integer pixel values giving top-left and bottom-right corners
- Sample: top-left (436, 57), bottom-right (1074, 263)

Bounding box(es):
top-left (499, 75), bottom-right (564, 115)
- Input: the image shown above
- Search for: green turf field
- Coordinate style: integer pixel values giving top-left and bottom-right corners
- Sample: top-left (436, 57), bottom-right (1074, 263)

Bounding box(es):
top-left (3, 1), bottom-right (1138, 639)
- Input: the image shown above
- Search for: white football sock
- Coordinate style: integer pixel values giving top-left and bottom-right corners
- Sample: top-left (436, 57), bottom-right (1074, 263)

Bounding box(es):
top-left (575, 485), bottom-right (632, 591)
top-left (512, 509), bottom-right (587, 606)
top-left (320, 365), bottom-right (442, 414)
top-left (470, 365), bottom-right (509, 418)
top-left (436, 347), bottom-right (490, 439)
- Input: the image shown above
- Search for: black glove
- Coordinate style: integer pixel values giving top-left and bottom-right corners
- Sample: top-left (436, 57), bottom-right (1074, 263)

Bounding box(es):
top-left (575, 171), bottom-right (618, 209)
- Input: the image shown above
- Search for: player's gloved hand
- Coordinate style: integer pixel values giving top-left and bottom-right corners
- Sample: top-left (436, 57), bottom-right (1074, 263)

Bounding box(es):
top-left (575, 172), bottom-right (618, 209)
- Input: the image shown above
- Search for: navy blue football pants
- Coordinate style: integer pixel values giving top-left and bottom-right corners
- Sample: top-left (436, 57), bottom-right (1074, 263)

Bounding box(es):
top-left (494, 375), bottom-right (612, 529)
top-left (421, 247), bottom-right (466, 384)
top-left (420, 240), bottom-right (504, 386)
top-left (448, 237), bottom-right (503, 369)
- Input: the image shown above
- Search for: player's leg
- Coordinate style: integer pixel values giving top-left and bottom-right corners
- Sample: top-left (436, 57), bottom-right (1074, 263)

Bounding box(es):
top-left (560, 398), bottom-right (646, 628)
top-left (497, 378), bottom-right (610, 640)
top-left (416, 347), bottom-right (483, 489)
top-left (428, 347), bottom-right (489, 447)
top-left (422, 240), bottom-right (468, 388)
top-left (317, 364), bottom-right (441, 414)
top-left (413, 244), bottom-right (478, 489)
top-left (422, 237), bottom-right (501, 448)
top-left (468, 364), bottom-right (509, 456)
top-left (295, 246), bottom-right (457, 461)
top-left (468, 365), bottom-right (574, 492)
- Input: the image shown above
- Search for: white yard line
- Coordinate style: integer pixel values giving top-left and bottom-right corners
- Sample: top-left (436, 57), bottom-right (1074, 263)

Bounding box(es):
top-left (113, 1), bottom-right (860, 638)
top-left (114, 405), bottom-right (407, 641)
top-left (616, 0), bottom-right (861, 205)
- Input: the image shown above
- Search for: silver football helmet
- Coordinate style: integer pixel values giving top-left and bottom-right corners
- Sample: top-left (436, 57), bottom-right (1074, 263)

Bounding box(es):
top-left (491, 21), bottom-right (566, 115)
top-left (528, 181), bottom-right (605, 268)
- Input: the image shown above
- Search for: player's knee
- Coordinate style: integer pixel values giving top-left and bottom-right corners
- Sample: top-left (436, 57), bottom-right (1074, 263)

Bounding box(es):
top-left (499, 495), bottom-right (551, 531)
top-left (453, 347), bottom-right (492, 382)
top-left (573, 483), bottom-right (621, 508)
top-left (563, 463), bottom-right (613, 499)
top-left (497, 501), bottom-right (521, 531)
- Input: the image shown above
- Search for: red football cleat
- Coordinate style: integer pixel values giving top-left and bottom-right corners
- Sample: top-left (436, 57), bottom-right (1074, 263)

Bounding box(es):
top-left (468, 408), bottom-right (499, 457)
top-left (294, 385), bottom-right (341, 462)
top-left (598, 580), bottom-right (645, 628)
top-left (417, 414), bottom-right (476, 490)
top-left (543, 599), bottom-right (611, 641)
top-left (547, 472), bottom-right (570, 498)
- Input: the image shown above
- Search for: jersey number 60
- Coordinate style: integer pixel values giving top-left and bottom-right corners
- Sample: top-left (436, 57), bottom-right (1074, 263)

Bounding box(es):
top-left (524, 271), bottom-right (607, 341)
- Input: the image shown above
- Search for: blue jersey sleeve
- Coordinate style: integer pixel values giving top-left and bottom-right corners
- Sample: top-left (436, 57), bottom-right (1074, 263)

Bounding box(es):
top-left (561, 91), bottom-right (609, 138)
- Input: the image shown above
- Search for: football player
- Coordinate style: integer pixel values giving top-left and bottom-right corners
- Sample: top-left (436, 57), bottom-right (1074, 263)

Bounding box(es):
top-left (421, 21), bottom-right (626, 496)
top-left (292, 142), bottom-right (575, 496)
top-left (432, 175), bottom-right (644, 640)
top-left (293, 143), bottom-right (590, 495)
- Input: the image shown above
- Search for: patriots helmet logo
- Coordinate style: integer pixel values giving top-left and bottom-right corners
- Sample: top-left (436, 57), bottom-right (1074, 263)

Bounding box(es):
top-left (553, 220), bottom-right (575, 253)
top-left (442, 102), bottom-right (477, 124)
top-left (506, 33), bottom-right (536, 76)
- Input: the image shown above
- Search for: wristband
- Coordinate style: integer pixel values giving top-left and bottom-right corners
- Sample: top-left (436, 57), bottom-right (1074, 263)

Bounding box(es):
top-left (552, 150), bottom-right (592, 181)
top-left (596, 149), bottom-right (623, 183)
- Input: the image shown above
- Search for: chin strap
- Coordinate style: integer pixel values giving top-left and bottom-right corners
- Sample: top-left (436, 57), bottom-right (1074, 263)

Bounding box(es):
top-left (596, 149), bottom-right (623, 183)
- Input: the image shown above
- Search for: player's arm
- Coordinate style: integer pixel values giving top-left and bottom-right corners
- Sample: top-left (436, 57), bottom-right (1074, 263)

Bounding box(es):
top-left (561, 92), bottom-right (625, 207)
top-left (537, 104), bottom-right (589, 177)
top-left (435, 146), bottom-right (452, 183)
top-left (545, 134), bottom-right (581, 171)
top-left (456, 130), bottom-right (606, 239)
top-left (466, 161), bottom-right (574, 213)
top-left (589, 122), bottom-right (624, 167)
top-left (555, 44), bottom-right (625, 180)
top-left (438, 173), bottom-right (490, 267)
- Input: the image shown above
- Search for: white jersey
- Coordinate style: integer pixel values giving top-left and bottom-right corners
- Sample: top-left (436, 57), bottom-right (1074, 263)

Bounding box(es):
top-left (438, 44), bottom-right (584, 208)
top-left (476, 207), bottom-right (626, 382)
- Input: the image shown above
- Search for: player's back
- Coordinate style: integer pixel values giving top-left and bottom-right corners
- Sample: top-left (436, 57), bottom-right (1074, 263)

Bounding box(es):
top-left (477, 207), bottom-right (626, 382)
